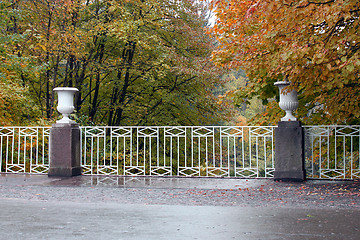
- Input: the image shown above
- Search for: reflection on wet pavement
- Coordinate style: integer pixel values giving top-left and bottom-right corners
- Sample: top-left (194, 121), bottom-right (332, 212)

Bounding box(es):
top-left (0, 173), bottom-right (267, 189)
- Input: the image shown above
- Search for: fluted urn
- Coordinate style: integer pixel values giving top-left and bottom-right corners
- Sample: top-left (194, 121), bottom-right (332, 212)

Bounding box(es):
top-left (53, 87), bottom-right (78, 123)
top-left (274, 81), bottom-right (299, 121)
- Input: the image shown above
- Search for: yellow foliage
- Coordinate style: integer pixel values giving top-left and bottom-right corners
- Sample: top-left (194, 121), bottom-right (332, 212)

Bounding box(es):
top-left (208, 0), bottom-right (360, 124)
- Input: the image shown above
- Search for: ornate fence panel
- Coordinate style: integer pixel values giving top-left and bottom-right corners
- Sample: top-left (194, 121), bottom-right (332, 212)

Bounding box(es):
top-left (304, 126), bottom-right (360, 180)
top-left (0, 127), bottom-right (50, 174)
top-left (80, 126), bottom-right (275, 178)
top-left (2, 125), bottom-right (359, 180)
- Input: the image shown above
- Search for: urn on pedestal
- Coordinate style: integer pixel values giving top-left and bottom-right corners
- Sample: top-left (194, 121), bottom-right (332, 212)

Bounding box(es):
top-left (273, 81), bottom-right (305, 181)
top-left (49, 87), bottom-right (81, 177)
top-left (53, 87), bottom-right (78, 124)
top-left (274, 81), bottom-right (299, 121)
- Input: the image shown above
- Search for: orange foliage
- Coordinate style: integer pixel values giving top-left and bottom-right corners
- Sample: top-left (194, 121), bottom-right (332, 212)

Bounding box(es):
top-left (207, 0), bottom-right (360, 124)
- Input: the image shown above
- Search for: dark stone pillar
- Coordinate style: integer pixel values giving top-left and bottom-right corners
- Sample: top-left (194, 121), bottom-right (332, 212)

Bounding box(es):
top-left (274, 121), bottom-right (305, 181)
top-left (48, 123), bottom-right (82, 177)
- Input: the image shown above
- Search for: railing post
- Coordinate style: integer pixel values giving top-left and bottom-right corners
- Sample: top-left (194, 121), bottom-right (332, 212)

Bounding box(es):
top-left (274, 121), bottom-right (305, 181)
top-left (48, 88), bottom-right (81, 177)
top-left (274, 81), bottom-right (305, 181)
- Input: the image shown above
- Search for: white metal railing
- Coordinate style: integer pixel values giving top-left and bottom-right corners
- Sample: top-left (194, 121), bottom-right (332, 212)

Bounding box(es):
top-left (2, 125), bottom-right (357, 180)
top-left (80, 126), bottom-right (275, 178)
top-left (0, 127), bottom-right (50, 174)
top-left (304, 125), bottom-right (360, 180)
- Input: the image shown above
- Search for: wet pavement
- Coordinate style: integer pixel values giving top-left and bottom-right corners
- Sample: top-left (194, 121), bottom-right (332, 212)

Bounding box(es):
top-left (0, 174), bottom-right (359, 239)
top-left (0, 173), bottom-right (264, 189)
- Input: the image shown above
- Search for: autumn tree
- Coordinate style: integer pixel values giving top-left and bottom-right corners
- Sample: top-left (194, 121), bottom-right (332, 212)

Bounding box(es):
top-left (0, 1), bottom-right (42, 125)
top-left (78, 0), bottom-right (230, 126)
top-left (1, 0), bottom-right (232, 126)
top-left (208, 0), bottom-right (360, 125)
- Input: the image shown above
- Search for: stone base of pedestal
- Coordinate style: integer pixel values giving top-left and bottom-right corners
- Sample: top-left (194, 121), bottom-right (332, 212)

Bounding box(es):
top-left (274, 170), bottom-right (305, 182)
top-left (274, 121), bottom-right (305, 182)
top-left (48, 123), bottom-right (82, 177)
top-left (48, 166), bottom-right (82, 177)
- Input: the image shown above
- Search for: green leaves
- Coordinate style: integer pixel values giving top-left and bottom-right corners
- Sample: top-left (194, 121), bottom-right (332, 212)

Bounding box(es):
top-left (0, 0), bottom-right (230, 126)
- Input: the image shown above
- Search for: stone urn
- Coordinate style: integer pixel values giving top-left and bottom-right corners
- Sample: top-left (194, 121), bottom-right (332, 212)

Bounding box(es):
top-left (53, 87), bottom-right (78, 123)
top-left (274, 81), bottom-right (299, 121)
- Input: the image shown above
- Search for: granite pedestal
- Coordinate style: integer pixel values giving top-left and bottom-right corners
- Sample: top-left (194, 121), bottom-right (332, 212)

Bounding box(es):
top-left (48, 123), bottom-right (82, 177)
top-left (274, 121), bottom-right (305, 181)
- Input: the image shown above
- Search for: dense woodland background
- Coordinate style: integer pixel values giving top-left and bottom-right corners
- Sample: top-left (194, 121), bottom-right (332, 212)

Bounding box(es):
top-left (0, 0), bottom-right (359, 126)
top-left (0, 0), bottom-right (235, 126)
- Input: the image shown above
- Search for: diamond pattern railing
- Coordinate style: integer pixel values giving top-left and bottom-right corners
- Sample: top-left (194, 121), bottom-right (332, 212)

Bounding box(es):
top-left (0, 127), bottom-right (50, 174)
top-left (79, 126), bottom-right (275, 178)
top-left (304, 125), bottom-right (360, 180)
top-left (2, 125), bottom-right (358, 180)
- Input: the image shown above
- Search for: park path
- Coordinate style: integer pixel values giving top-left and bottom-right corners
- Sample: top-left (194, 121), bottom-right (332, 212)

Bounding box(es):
top-left (0, 174), bottom-right (359, 239)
